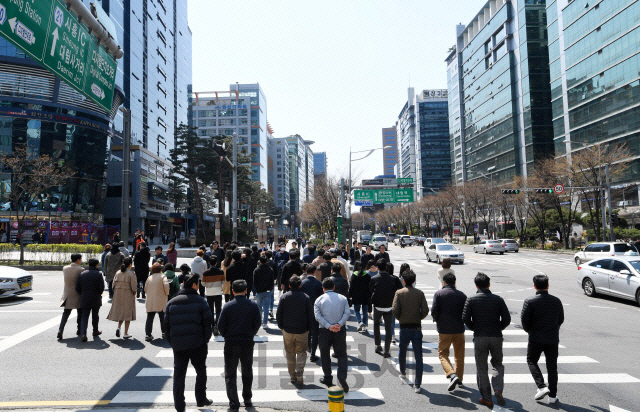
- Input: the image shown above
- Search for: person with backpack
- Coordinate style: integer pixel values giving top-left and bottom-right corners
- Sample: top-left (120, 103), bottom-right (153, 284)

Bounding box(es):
top-left (349, 261), bottom-right (371, 333)
top-left (163, 263), bottom-right (180, 300)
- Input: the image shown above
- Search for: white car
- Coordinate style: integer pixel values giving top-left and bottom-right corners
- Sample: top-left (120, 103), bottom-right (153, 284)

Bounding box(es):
top-left (574, 242), bottom-right (638, 265)
top-left (0, 266), bottom-right (33, 298)
top-left (394, 235), bottom-right (412, 246)
top-left (473, 240), bottom-right (505, 254)
top-left (372, 235), bottom-right (388, 251)
top-left (426, 243), bottom-right (464, 264)
top-left (577, 256), bottom-right (640, 304)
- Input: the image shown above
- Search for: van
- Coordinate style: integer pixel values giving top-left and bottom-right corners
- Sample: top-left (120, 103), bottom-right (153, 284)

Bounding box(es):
top-left (357, 230), bottom-right (372, 246)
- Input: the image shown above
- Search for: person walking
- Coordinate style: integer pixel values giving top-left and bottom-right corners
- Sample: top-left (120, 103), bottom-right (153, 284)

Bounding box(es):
top-left (153, 246), bottom-right (169, 266)
top-left (210, 241), bottom-right (224, 268)
top-left (349, 261), bottom-right (371, 333)
top-left (330, 262), bottom-right (349, 299)
top-left (224, 250), bottom-right (246, 301)
top-left (191, 250), bottom-right (208, 297)
top-left (463, 272), bottom-right (511, 408)
top-left (163, 263), bottom-right (180, 300)
top-left (253, 255), bottom-right (275, 328)
top-left (75, 259), bottom-right (105, 342)
top-left (437, 258), bottom-right (455, 289)
top-left (373, 244), bottom-right (390, 266)
top-left (369, 258), bottom-right (403, 358)
top-left (107, 257), bottom-right (137, 339)
top-left (302, 244), bottom-right (316, 264)
top-left (101, 244), bottom-right (111, 274)
top-left (314, 277), bottom-right (351, 392)
top-left (311, 248), bottom-right (325, 268)
top-left (118, 241), bottom-right (130, 258)
top-left (217, 280), bottom-right (261, 411)
top-left (431, 272), bottom-right (468, 392)
top-left (144, 263), bottom-right (170, 341)
top-left (280, 250), bottom-right (303, 292)
top-left (104, 245), bottom-right (124, 300)
top-left (277, 275), bottom-right (314, 387)
top-left (58, 254), bottom-right (84, 340)
top-left (133, 242), bottom-right (151, 298)
top-left (317, 253), bottom-right (333, 281)
top-left (360, 245), bottom-right (374, 268)
top-left (222, 250), bottom-right (233, 303)
top-left (166, 242), bottom-right (178, 267)
top-left (202, 255), bottom-right (225, 335)
top-left (392, 270), bottom-right (429, 393)
top-left (113, 232), bottom-right (121, 244)
top-left (164, 273), bottom-right (213, 412)
top-left (521, 275), bottom-right (564, 404)
top-left (301, 264), bottom-right (323, 362)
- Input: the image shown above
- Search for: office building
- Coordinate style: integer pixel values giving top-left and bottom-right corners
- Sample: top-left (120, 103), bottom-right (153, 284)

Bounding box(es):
top-left (548, 0), bottom-right (640, 190)
top-left (285, 134), bottom-right (314, 214)
top-left (396, 88), bottom-right (418, 192)
top-left (269, 137), bottom-right (291, 213)
top-left (447, 0), bottom-right (554, 184)
top-left (382, 127), bottom-right (398, 175)
top-left (314, 152), bottom-right (328, 177)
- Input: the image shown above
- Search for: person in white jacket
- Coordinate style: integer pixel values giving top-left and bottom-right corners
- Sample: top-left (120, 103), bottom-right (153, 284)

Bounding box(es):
top-left (201, 255), bottom-right (225, 335)
top-left (191, 250), bottom-right (208, 297)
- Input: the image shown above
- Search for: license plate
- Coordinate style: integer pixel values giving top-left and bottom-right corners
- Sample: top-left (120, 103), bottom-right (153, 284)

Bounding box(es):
top-left (20, 282), bottom-right (31, 289)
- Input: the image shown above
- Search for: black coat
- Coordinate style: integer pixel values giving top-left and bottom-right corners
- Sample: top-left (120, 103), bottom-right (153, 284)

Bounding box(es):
top-left (317, 261), bottom-right (333, 281)
top-left (276, 289), bottom-right (314, 334)
top-left (374, 252), bottom-right (390, 265)
top-left (225, 261), bottom-right (246, 284)
top-left (331, 274), bottom-right (349, 300)
top-left (369, 271), bottom-right (403, 308)
top-left (281, 260), bottom-right (303, 291)
top-left (133, 247), bottom-right (151, 282)
top-left (431, 285), bottom-right (467, 334)
top-left (521, 291), bottom-right (564, 344)
top-left (250, 251), bottom-right (261, 267)
top-left (360, 253), bottom-right (375, 268)
top-left (164, 288), bottom-right (212, 351)
top-left (218, 295), bottom-right (261, 343)
top-left (462, 289), bottom-right (511, 337)
top-left (253, 264), bottom-right (274, 294)
top-left (349, 271), bottom-right (371, 305)
top-left (242, 256), bottom-right (257, 288)
top-left (211, 247), bottom-right (225, 267)
top-left (301, 275), bottom-right (324, 304)
top-left (75, 268), bottom-right (105, 308)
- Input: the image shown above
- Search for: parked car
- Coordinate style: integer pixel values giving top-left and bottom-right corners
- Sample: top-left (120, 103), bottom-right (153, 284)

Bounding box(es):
top-left (0, 266), bottom-right (33, 298)
top-left (499, 239), bottom-right (519, 253)
top-left (473, 240), bottom-right (505, 254)
top-left (394, 235), bottom-right (412, 246)
top-left (577, 256), bottom-right (640, 305)
top-left (372, 234), bottom-right (388, 251)
top-left (574, 242), bottom-right (639, 265)
top-left (425, 243), bottom-right (464, 264)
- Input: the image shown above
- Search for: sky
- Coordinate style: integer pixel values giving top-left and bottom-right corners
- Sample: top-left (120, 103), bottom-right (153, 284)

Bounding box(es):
top-left (188, 0), bottom-right (482, 181)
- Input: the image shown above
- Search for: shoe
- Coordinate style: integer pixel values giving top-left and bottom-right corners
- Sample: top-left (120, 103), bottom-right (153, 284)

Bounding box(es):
top-left (116, 328), bottom-right (120, 338)
top-left (392, 338), bottom-right (398, 345)
top-left (414, 386), bottom-right (421, 393)
top-left (76, 329), bottom-right (81, 336)
top-left (357, 322), bottom-right (364, 332)
top-left (123, 334), bottom-right (132, 339)
top-left (310, 355), bottom-right (319, 362)
top-left (383, 352), bottom-right (391, 358)
top-left (92, 330), bottom-right (102, 336)
top-left (296, 376), bottom-right (304, 386)
top-left (261, 323), bottom-right (268, 330)
top-left (162, 333), bottom-right (166, 339)
top-left (478, 398), bottom-right (493, 409)
top-left (227, 405), bottom-right (240, 412)
top-left (244, 400), bottom-right (253, 407)
top-left (548, 396), bottom-right (559, 404)
top-left (81, 335), bottom-right (87, 342)
top-left (535, 387), bottom-right (550, 401)
top-left (213, 325), bottom-right (219, 336)
top-left (141, 293), bottom-right (146, 299)
top-left (338, 377), bottom-right (349, 393)
top-left (375, 346), bottom-right (383, 356)
top-left (448, 374), bottom-right (460, 392)
top-left (57, 331), bottom-right (62, 340)
top-left (269, 312), bottom-right (274, 319)
top-left (319, 377), bottom-right (333, 387)
top-left (495, 390), bottom-right (506, 406)
top-left (145, 335), bottom-right (153, 342)
top-left (196, 398), bottom-right (213, 407)
top-left (136, 291), bottom-right (140, 298)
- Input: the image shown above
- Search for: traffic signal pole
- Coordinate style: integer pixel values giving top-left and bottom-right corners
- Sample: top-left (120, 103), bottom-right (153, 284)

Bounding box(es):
top-left (120, 107), bottom-right (131, 248)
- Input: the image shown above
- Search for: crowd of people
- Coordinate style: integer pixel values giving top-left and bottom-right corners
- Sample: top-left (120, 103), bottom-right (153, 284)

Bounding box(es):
top-left (58, 239), bottom-right (564, 411)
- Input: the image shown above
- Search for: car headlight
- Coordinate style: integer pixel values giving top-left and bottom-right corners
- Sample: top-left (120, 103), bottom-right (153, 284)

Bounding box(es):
top-left (0, 278), bottom-right (14, 283)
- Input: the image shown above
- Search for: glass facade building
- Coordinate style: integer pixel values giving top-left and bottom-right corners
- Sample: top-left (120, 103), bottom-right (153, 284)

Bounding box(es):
top-left (447, 0), bottom-right (554, 184)
top-left (313, 152), bottom-right (328, 177)
top-left (269, 137), bottom-right (290, 213)
top-left (285, 134), bottom-right (314, 214)
top-left (382, 127), bottom-right (398, 175)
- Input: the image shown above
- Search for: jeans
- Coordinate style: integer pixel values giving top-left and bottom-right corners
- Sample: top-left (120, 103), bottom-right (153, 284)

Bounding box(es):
top-left (137, 280), bottom-right (146, 296)
top-left (527, 342), bottom-right (559, 397)
top-left (173, 344), bottom-right (208, 412)
top-left (353, 304), bottom-right (368, 326)
top-left (224, 341), bottom-right (254, 409)
top-left (438, 333), bottom-right (465, 381)
top-left (269, 288), bottom-right (277, 312)
top-left (107, 281), bottom-right (113, 298)
top-left (255, 290), bottom-right (272, 325)
top-left (283, 331), bottom-right (309, 381)
top-left (308, 319), bottom-right (320, 356)
top-left (206, 295), bottom-right (223, 325)
top-left (474, 336), bottom-right (505, 401)
top-left (373, 308), bottom-right (393, 353)
top-left (80, 306), bottom-right (99, 336)
top-left (318, 328), bottom-right (347, 382)
top-left (59, 308), bottom-right (82, 334)
top-left (145, 311), bottom-right (165, 336)
top-left (399, 328), bottom-right (424, 387)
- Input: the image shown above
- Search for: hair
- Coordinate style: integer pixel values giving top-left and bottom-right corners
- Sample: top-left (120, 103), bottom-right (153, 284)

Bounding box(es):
top-left (71, 253), bottom-right (82, 262)
top-left (386, 262), bottom-right (394, 276)
top-left (199, 245), bottom-right (207, 251)
top-left (196, 250), bottom-right (205, 257)
top-left (533, 274), bottom-right (549, 290)
top-left (379, 244), bottom-right (386, 249)
top-left (290, 249), bottom-right (300, 259)
top-left (366, 245), bottom-right (372, 250)
top-left (322, 277), bottom-right (335, 290)
top-left (365, 260), bottom-right (375, 271)
top-left (301, 263), bottom-right (308, 272)
top-left (400, 263), bottom-right (411, 276)
top-left (118, 241), bottom-right (125, 248)
top-left (243, 247), bottom-right (252, 256)
top-left (308, 244), bottom-right (316, 254)
top-left (120, 257), bottom-right (132, 272)
top-left (180, 263), bottom-right (191, 273)
top-left (353, 261), bottom-right (362, 274)
top-left (443, 272), bottom-right (456, 286)
top-left (259, 241), bottom-right (265, 244)
top-left (223, 250), bottom-right (233, 267)
top-left (331, 262), bottom-right (343, 274)
top-left (151, 263), bottom-right (163, 273)
top-left (265, 250), bottom-right (273, 259)
top-left (103, 244), bottom-right (111, 251)
top-left (155, 246), bottom-right (162, 252)
top-left (164, 263), bottom-right (175, 272)
top-left (306, 264), bottom-right (316, 274)
top-left (184, 273), bottom-right (200, 289)
top-left (323, 253), bottom-right (332, 261)
top-left (139, 242), bottom-right (147, 248)
top-left (403, 270), bottom-right (416, 286)
top-left (330, 252), bottom-right (338, 259)
top-left (232, 279), bottom-right (247, 293)
top-left (376, 258), bottom-right (387, 268)
top-left (318, 248), bottom-right (325, 257)
top-left (232, 250), bottom-right (242, 261)
top-left (213, 240), bottom-right (219, 245)
top-left (168, 242), bottom-right (175, 252)
top-left (442, 258), bottom-right (452, 269)
top-left (259, 255), bottom-right (268, 264)
top-left (475, 272), bottom-right (490, 289)
top-left (292, 241), bottom-right (297, 246)
top-left (88, 258), bottom-right (99, 267)
top-left (289, 275), bottom-right (302, 289)
top-left (251, 245), bottom-right (258, 252)
top-left (209, 255), bottom-right (218, 266)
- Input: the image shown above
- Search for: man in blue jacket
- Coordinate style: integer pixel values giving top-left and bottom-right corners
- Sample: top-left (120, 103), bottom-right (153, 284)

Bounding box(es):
top-left (218, 280), bottom-right (261, 411)
top-left (164, 273), bottom-right (213, 412)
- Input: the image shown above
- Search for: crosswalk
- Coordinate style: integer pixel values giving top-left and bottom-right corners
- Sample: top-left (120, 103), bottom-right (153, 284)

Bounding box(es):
top-left (107, 284), bottom-right (640, 409)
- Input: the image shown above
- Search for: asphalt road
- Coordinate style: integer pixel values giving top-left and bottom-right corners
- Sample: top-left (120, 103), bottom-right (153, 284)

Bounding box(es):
top-left (0, 244), bottom-right (638, 412)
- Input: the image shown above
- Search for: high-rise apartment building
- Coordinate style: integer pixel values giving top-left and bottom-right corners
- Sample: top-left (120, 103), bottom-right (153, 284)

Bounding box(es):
top-left (447, 0), bottom-right (554, 184)
top-left (313, 152), bottom-right (328, 177)
top-left (382, 127), bottom-right (398, 175)
top-left (285, 134), bottom-right (314, 213)
top-left (269, 137), bottom-right (291, 213)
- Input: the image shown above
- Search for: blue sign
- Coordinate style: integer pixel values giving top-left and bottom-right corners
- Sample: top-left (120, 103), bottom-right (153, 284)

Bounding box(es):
top-left (355, 200), bottom-right (373, 206)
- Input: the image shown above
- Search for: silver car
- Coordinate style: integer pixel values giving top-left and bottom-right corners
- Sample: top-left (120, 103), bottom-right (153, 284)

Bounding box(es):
top-left (473, 240), bottom-right (505, 254)
top-left (577, 256), bottom-right (640, 305)
top-left (0, 266), bottom-right (33, 298)
top-left (372, 235), bottom-right (388, 251)
top-left (426, 243), bottom-right (464, 264)
top-left (499, 239), bottom-right (519, 252)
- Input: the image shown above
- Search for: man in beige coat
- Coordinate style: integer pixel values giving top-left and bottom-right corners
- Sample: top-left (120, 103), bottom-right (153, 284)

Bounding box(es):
top-left (58, 253), bottom-right (84, 340)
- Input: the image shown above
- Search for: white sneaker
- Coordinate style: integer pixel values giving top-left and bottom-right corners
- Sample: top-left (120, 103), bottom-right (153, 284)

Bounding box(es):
top-left (414, 386), bottom-right (420, 393)
top-left (123, 334), bottom-right (132, 339)
top-left (262, 323), bottom-right (268, 329)
top-left (535, 387), bottom-right (550, 400)
top-left (357, 322), bottom-right (364, 332)
top-left (548, 397), bottom-right (559, 404)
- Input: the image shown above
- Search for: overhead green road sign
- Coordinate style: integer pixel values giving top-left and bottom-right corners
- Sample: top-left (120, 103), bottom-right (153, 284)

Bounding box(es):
top-left (0, 0), bottom-right (117, 112)
top-left (397, 177), bottom-right (414, 184)
top-left (354, 189), bottom-right (414, 204)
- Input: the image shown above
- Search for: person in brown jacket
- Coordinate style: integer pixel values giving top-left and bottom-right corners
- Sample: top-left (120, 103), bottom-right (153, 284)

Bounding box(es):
top-left (392, 270), bottom-right (429, 393)
top-left (144, 262), bottom-right (170, 341)
top-left (107, 257), bottom-right (137, 339)
top-left (58, 254), bottom-right (84, 340)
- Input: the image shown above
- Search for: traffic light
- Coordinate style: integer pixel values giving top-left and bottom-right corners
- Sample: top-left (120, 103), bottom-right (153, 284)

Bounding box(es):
top-left (241, 210), bottom-right (248, 223)
top-left (501, 189), bottom-right (520, 194)
top-left (535, 188), bottom-right (554, 194)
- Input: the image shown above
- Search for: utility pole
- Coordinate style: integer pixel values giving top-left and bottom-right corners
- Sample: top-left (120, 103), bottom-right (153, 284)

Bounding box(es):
top-left (232, 132), bottom-right (238, 242)
top-left (120, 107), bottom-right (131, 248)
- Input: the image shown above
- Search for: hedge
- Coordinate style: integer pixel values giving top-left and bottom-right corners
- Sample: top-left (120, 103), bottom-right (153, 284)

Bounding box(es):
top-left (0, 243), bottom-right (103, 265)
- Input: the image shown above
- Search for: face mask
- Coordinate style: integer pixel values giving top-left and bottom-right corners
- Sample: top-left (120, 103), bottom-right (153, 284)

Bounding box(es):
top-left (280, 247), bottom-right (285, 252)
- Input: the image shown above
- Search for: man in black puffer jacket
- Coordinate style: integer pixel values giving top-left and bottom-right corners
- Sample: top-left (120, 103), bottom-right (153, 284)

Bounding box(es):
top-left (462, 272), bottom-right (511, 409)
top-left (329, 263), bottom-right (349, 299)
top-left (225, 250), bottom-right (245, 300)
top-left (521, 275), bottom-right (564, 404)
top-left (369, 259), bottom-right (403, 357)
top-left (280, 250), bottom-right (303, 292)
top-left (133, 243), bottom-right (151, 298)
top-left (164, 273), bottom-right (213, 412)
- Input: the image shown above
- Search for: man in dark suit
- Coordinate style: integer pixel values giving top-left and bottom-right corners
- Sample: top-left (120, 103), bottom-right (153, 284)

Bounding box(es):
top-left (301, 264), bottom-right (324, 362)
top-left (75, 258), bottom-right (105, 342)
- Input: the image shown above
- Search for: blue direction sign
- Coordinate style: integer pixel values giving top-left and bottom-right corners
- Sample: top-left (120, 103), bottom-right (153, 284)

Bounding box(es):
top-left (355, 200), bottom-right (373, 207)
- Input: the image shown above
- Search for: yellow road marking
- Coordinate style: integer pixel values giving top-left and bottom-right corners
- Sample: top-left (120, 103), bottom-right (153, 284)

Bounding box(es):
top-left (0, 400), bottom-right (110, 407)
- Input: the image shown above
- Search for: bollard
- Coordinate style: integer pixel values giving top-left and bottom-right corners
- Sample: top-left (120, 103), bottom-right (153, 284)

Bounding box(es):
top-left (328, 386), bottom-right (344, 412)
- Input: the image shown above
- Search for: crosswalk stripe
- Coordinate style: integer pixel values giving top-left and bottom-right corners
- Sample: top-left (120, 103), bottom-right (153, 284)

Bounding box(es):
top-left (389, 355), bottom-right (598, 365)
top-left (213, 335), bottom-right (355, 343)
top-left (378, 329), bottom-right (527, 337)
top-left (110, 388), bottom-right (385, 403)
top-left (156, 349), bottom-right (361, 358)
top-left (416, 373), bottom-right (640, 384)
top-left (137, 365), bottom-right (372, 377)
top-left (415, 342), bottom-right (565, 349)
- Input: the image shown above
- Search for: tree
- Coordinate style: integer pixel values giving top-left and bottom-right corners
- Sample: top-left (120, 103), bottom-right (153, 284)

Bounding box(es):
top-left (302, 175), bottom-right (342, 241)
top-left (0, 145), bottom-right (75, 265)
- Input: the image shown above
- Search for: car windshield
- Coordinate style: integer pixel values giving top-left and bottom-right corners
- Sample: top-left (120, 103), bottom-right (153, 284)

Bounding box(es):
top-left (432, 238), bottom-right (446, 244)
top-left (488, 240), bottom-right (501, 244)
top-left (362, 235), bottom-right (371, 241)
top-left (437, 244), bottom-right (456, 251)
top-left (505, 240), bottom-right (516, 243)
top-left (614, 244), bottom-right (638, 253)
top-left (375, 236), bottom-right (386, 241)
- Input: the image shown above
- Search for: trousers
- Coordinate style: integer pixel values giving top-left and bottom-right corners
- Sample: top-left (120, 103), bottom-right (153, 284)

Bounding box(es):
top-left (145, 311), bottom-right (165, 336)
top-left (79, 306), bottom-right (100, 336)
top-left (474, 336), bottom-right (505, 401)
top-left (224, 341), bottom-right (254, 409)
top-left (373, 308), bottom-right (393, 353)
top-left (307, 318), bottom-right (320, 356)
top-left (527, 342), bottom-right (559, 397)
top-left (318, 328), bottom-right (347, 382)
top-left (353, 304), bottom-right (369, 326)
top-left (283, 331), bottom-right (309, 381)
top-left (205, 295), bottom-right (223, 325)
top-left (255, 291), bottom-right (272, 325)
top-left (438, 333), bottom-right (465, 381)
top-left (59, 308), bottom-right (82, 334)
top-left (399, 328), bottom-right (424, 387)
top-left (173, 344), bottom-right (208, 412)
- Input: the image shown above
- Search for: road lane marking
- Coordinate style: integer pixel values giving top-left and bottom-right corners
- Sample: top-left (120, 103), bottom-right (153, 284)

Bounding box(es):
top-left (156, 349), bottom-right (361, 358)
top-left (508, 299), bottom-right (525, 302)
top-left (589, 306), bottom-right (616, 309)
top-left (0, 313), bottom-right (74, 354)
top-left (413, 373), bottom-right (640, 384)
top-left (0, 310), bottom-right (63, 313)
top-left (213, 335), bottom-right (355, 343)
top-left (388, 355), bottom-right (598, 365)
top-left (0, 400), bottom-right (110, 407)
